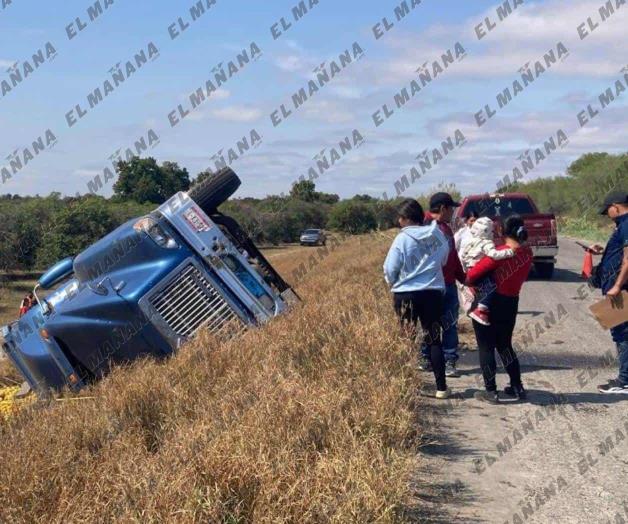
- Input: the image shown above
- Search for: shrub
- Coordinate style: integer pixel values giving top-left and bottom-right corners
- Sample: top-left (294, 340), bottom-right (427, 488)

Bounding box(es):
top-left (328, 201), bottom-right (377, 234)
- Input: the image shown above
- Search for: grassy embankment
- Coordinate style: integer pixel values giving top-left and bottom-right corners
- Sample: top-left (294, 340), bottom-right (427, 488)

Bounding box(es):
top-left (0, 233), bottom-right (435, 523)
top-left (558, 216), bottom-right (614, 243)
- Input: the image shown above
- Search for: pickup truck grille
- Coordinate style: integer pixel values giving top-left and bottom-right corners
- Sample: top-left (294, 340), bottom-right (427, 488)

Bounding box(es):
top-left (150, 264), bottom-right (241, 338)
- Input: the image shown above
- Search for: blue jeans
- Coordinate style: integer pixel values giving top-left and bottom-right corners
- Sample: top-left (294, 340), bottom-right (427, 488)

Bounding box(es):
top-left (422, 283), bottom-right (459, 363)
top-left (610, 322), bottom-right (628, 385)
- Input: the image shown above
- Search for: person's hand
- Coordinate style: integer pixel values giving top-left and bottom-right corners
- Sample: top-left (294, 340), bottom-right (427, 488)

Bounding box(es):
top-left (590, 243), bottom-right (604, 255)
top-left (607, 284), bottom-right (622, 298)
top-left (608, 286), bottom-right (625, 309)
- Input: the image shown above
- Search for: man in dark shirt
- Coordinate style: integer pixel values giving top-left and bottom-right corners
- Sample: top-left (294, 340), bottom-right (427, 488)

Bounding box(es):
top-left (422, 192), bottom-right (466, 377)
top-left (590, 190), bottom-right (628, 394)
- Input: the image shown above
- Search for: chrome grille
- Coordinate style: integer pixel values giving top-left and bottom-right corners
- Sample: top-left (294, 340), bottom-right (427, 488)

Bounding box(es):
top-left (150, 265), bottom-right (242, 338)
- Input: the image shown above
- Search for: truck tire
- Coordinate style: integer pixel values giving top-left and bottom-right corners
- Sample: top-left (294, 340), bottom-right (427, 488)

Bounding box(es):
top-left (188, 167), bottom-right (241, 214)
top-left (535, 262), bottom-right (554, 279)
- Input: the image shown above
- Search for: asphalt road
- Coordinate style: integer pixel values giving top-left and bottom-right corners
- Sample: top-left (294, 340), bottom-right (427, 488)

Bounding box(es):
top-left (417, 236), bottom-right (628, 524)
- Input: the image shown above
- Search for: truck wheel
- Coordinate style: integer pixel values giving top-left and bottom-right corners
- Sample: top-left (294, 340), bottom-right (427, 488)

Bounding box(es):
top-left (188, 167), bottom-right (241, 214)
top-left (535, 262), bottom-right (554, 279)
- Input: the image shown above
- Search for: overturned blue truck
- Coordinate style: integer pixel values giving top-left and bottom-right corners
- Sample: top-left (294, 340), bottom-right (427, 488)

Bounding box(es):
top-left (1, 168), bottom-right (299, 397)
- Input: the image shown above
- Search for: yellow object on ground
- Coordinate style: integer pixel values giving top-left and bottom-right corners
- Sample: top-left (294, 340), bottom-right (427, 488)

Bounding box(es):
top-left (0, 385), bottom-right (33, 419)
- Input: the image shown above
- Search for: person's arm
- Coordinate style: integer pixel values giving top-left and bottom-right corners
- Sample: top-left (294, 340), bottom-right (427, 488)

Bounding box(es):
top-left (465, 255), bottom-right (499, 285)
top-left (454, 229), bottom-right (463, 251)
top-left (383, 240), bottom-right (403, 287)
top-left (453, 250), bottom-right (466, 283)
top-left (482, 243), bottom-right (514, 260)
top-left (435, 228), bottom-right (450, 268)
top-left (607, 246), bottom-right (628, 297)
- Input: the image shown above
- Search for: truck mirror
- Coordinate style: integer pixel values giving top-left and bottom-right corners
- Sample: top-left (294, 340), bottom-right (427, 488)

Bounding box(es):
top-left (38, 257), bottom-right (74, 290)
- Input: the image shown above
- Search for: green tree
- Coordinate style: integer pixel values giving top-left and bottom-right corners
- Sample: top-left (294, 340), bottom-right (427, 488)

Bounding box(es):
top-left (191, 169), bottom-right (214, 188)
top-left (328, 201), bottom-right (377, 234)
top-left (113, 157), bottom-right (190, 204)
top-left (316, 192), bottom-right (340, 204)
top-left (0, 207), bottom-right (17, 271)
top-left (371, 199), bottom-right (402, 230)
top-left (290, 180), bottom-right (317, 202)
top-left (36, 197), bottom-right (118, 268)
top-left (0, 194), bottom-right (65, 270)
top-left (352, 194), bottom-right (376, 202)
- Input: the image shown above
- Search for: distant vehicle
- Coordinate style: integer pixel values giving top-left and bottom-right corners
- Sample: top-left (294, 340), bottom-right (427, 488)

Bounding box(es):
top-left (300, 229), bottom-right (326, 246)
top-left (1, 168), bottom-right (299, 397)
top-left (454, 192), bottom-right (558, 279)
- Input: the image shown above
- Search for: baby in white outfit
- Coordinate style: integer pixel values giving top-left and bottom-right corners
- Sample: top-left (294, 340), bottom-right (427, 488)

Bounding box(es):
top-left (460, 217), bottom-right (514, 325)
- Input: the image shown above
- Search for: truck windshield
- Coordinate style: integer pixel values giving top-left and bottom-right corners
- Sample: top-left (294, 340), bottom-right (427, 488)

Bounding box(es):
top-left (467, 197), bottom-right (535, 217)
top-left (303, 229), bottom-right (319, 234)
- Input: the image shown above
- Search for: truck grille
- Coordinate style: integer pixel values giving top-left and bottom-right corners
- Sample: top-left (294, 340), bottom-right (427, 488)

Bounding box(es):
top-left (150, 265), bottom-right (242, 338)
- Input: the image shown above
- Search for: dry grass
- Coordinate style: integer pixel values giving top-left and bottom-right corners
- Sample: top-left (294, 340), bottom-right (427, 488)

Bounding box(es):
top-left (0, 232), bottom-right (426, 523)
top-left (0, 358), bottom-right (22, 386)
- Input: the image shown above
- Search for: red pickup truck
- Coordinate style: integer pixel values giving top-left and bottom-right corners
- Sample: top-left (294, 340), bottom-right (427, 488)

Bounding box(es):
top-left (453, 192), bottom-right (558, 278)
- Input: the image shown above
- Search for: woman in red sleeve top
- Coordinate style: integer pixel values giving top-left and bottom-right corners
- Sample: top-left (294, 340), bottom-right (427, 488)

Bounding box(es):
top-left (465, 215), bottom-right (533, 403)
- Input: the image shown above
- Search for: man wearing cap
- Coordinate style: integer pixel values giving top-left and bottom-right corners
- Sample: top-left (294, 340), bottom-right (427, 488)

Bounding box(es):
top-left (589, 190), bottom-right (628, 394)
top-left (422, 192), bottom-right (466, 377)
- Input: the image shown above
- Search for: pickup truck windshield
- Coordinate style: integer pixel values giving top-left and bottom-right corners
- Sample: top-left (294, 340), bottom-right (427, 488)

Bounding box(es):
top-left (467, 197), bottom-right (535, 217)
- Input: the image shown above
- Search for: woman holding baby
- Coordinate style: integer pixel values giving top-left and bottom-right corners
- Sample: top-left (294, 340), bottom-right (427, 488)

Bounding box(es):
top-left (464, 215), bottom-right (533, 403)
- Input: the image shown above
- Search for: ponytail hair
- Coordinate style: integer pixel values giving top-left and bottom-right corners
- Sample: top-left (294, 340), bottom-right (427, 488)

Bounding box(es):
top-left (397, 198), bottom-right (424, 225)
top-left (504, 215), bottom-right (528, 242)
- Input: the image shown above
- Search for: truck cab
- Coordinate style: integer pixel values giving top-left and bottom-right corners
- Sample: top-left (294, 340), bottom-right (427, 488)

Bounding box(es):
top-left (454, 192), bottom-right (558, 278)
top-left (1, 168), bottom-right (298, 397)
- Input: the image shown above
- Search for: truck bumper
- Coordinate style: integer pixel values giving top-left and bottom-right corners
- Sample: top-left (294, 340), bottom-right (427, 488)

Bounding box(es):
top-left (531, 245), bottom-right (558, 262)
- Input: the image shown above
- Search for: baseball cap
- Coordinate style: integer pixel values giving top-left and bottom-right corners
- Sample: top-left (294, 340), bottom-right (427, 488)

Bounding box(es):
top-left (429, 192), bottom-right (461, 209)
top-left (599, 190), bottom-right (628, 215)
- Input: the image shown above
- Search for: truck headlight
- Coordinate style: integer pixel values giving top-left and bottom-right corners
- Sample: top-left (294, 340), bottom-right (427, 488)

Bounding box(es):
top-left (133, 217), bottom-right (178, 249)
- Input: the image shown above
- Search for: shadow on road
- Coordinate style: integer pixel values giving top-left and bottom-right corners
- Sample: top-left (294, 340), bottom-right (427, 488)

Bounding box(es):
top-left (450, 387), bottom-right (628, 408)
top-left (523, 388), bottom-right (628, 406)
top-left (527, 267), bottom-right (583, 283)
top-left (517, 310), bottom-right (544, 316)
top-left (407, 399), bottom-right (483, 523)
top-left (520, 349), bottom-right (617, 368)
top-left (551, 267), bottom-right (584, 283)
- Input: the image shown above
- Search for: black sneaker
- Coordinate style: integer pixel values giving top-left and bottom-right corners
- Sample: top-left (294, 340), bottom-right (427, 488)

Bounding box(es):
top-left (445, 361), bottom-right (460, 377)
top-left (598, 379), bottom-right (628, 394)
top-left (418, 357), bottom-right (432, 372)
top-left (474, 390), bottom-right (499, 404)
top-left (504, 385), bottom-right (527, 401)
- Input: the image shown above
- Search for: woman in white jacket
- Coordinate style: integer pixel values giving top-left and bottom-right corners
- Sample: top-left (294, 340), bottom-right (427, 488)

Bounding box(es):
top-left (383, 199), bottom-right (451, 398)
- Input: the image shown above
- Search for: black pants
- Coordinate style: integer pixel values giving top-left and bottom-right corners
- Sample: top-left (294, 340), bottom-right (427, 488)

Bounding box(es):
top-left (394, 289), bottom-right (446, 391)
top-left (472, 293), bottom-right (522, 392)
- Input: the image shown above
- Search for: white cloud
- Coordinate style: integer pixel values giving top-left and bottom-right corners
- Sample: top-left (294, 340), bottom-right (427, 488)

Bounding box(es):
top-left (212, 88), bottom-right (231, 100)
top-left (274, 54), bottom-right (304, 72)
top-left (209, 105), bottom-right (263, 122)
top-left (73, 169), bottom-right (101, 179)
top-left (368, 0), bottom-right (628, 82)
top-left (329, 85), bottom-right (363, 99)
top-left (301, 100), bottom-right (356, 124)
top-left (0, 59), bottom-right (15, 69)
top-left (178, 88), bottom-right (230, 103)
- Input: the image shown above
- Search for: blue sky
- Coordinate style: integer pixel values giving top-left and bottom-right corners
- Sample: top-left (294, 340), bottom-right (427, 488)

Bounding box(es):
top-left (1, 0), bottom-right (626, 199)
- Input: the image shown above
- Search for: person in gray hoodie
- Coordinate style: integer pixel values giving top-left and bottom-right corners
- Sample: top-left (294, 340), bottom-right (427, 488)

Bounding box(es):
top-left (383, 198), bottom-right (451, 398)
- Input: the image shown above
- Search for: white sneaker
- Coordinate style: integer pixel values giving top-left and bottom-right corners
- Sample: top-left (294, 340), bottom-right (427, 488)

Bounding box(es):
top-left (435, 388), bottom-right (450, 399)
top-left (598, 380), bottom-right (628, 394)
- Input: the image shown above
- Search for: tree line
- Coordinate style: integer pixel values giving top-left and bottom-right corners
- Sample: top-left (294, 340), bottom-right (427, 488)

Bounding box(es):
top-left (0, 157), bottom-right (414, 271)
top-left (508, 152), bottom-right (628, 225)
top-left (2, 151), bottom-right (620, 272)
